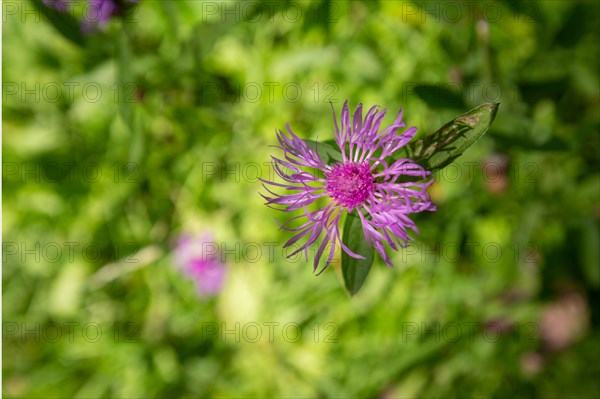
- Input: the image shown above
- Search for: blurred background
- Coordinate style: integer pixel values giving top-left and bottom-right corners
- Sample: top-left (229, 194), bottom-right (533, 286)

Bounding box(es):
top-left (3, 0), bottom-right (599, 397)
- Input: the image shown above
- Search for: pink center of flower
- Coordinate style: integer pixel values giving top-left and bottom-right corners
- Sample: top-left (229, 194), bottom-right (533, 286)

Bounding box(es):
top-left (325, 161), bottom-right (374, 210)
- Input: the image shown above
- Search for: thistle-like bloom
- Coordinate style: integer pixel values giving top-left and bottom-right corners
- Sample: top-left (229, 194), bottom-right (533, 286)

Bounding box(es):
top-left (173, 233), bottom-right (226, 296)
top-left (262, 101), bottom-right (436, 271)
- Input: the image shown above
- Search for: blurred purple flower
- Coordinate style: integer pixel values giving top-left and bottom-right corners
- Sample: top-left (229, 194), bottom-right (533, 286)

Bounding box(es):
top-left (173, 233), bottom-right (226, 296)
top-left (42, 0), bottom-right (69, 12)
top-left (88, 0), bottom-right (118, 23)
top-left (262, 100), bottom-right (436, 272)
top-left (83, 0), bottom-right (139, 29)
top-left (42, 0), bottom-right (140, 32)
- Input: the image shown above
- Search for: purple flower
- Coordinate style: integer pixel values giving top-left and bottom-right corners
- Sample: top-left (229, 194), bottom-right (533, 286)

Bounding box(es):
top-left (262, 100), bottom-right (436, 272)
top-left (84, 0), bottom-right (138, 27)
top-left (173, 233), bottom-right (226, 296)
top-left (88, 0), bottom-right (118, 23)
top-left (42, 0), bottom-right (69, 12)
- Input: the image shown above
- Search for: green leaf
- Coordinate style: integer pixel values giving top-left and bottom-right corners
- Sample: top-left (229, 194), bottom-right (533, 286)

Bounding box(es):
top-left (341, 213), bottom-right (375, 296)
top-left (117, 28), bottom-right (133, 126)
top-left (30, 0), bottom-right (86, 47)
top-left (305, 139), bottom-right (343, 165)
top-left (407, 102), bottom-right (499, 172)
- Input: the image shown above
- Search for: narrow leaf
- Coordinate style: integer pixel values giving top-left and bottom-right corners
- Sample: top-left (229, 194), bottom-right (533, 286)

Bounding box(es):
top-left (342, 213), bottom-right (375, 296)
top-left (30, 0), bottom-right (86, 47)
top-left (407, 102), bottom-right (499, 172)
top-left (117, 28), bottom-right (134, 127)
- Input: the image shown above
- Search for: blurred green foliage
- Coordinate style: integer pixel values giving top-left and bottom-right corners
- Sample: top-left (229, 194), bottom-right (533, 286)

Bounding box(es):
top-left (3, 0), bottom-right (599, 397)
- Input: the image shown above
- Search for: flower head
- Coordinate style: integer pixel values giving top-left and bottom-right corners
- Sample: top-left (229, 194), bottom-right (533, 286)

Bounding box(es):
top-left (173, 233), bottom-right (226, 296)
top-left (261, 100), bottom-right (436, 271)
